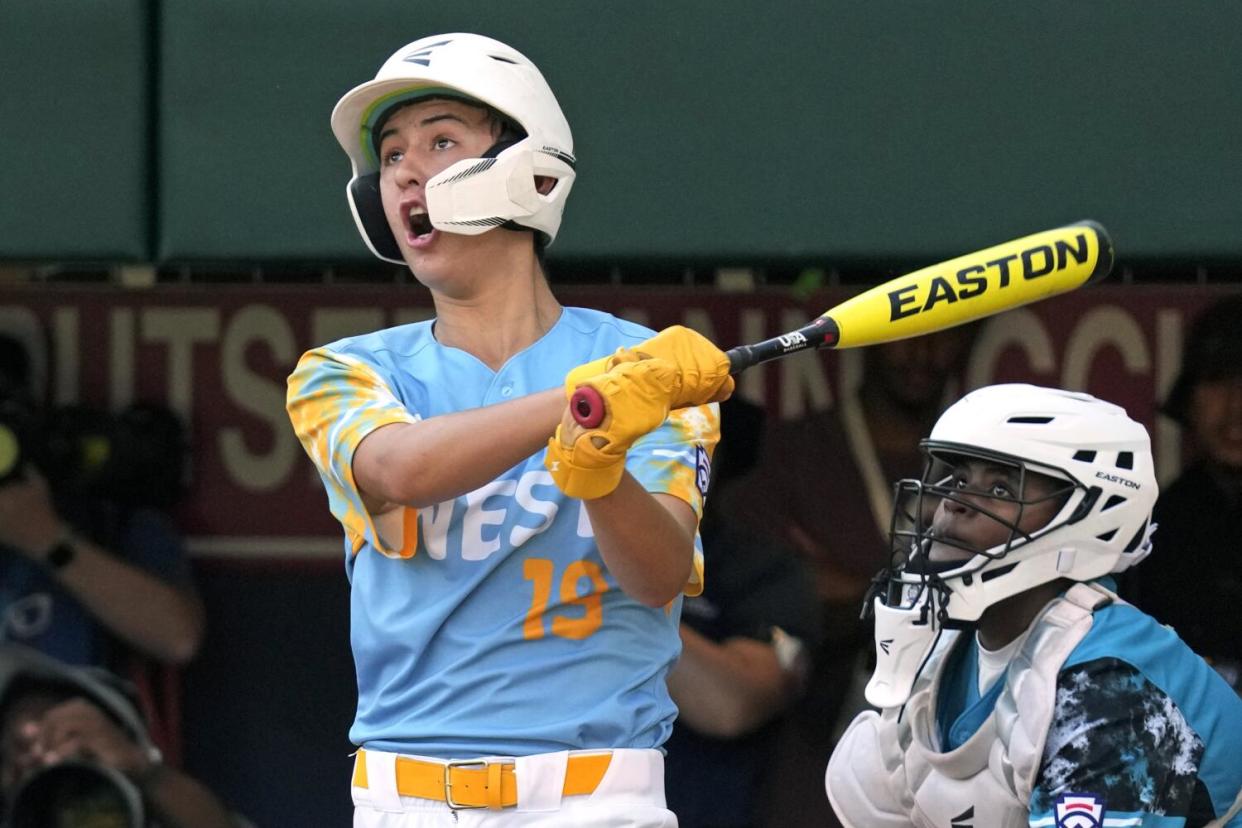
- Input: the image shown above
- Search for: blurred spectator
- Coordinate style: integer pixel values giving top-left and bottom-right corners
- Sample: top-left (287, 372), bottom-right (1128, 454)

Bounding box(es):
top-left (0, 337), bottom-right (32, 404)
top-left (1135, 295), bottom-right (1242, 690)
top-left (718, 327), bottom-right (975, 826)
top-left (0, 333), bottom-right (204, 670)
top-left (0, 643), bottom-right (247, 828)
top-left (664, 398), bottom-right (822, 828)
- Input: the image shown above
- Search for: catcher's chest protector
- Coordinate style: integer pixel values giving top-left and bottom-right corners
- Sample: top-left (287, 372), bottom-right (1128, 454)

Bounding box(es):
top-left (828, 583), bottom-right (1112, 828)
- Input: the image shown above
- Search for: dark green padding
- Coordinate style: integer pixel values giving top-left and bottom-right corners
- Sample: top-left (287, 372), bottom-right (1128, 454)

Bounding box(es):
top-left (0, 0), bottom-right (150, 261)
top-left (7, 1), bottom-right (1240, 263)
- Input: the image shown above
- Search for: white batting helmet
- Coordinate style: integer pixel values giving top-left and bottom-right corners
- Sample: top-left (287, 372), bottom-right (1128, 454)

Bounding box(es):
top-left (330, 33), bottom-right (576, 263)
top-left (864, 384), bottom-right (1158, 707)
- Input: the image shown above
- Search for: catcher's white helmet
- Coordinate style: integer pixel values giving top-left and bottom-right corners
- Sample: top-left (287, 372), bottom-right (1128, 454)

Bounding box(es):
top-left (864, 384), bottom-right (1158, 707)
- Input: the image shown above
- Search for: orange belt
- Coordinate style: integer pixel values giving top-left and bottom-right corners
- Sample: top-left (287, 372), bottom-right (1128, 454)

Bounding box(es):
top-left (352, 748), bottom-right (612, 810)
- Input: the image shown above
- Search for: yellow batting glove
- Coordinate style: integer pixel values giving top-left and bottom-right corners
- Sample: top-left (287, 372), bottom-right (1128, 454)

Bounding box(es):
top-left (546, 359), bottom-right (677, 499)
top-left (632, 325), bottom-right (734, 406)
top-left (563, 351), bottom-right (619, 398)
top-left (564, 326), bottom-right (734, 409)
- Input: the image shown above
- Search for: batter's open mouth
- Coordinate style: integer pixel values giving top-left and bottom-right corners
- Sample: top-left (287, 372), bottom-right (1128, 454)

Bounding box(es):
top-left (408, 209), bottom-right (433, 237)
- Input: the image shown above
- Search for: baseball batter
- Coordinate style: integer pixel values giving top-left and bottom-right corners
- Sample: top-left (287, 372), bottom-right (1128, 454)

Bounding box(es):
top-left (286, 33), bottom-right (733, 826)
top-left (825, 384), bottom-right (1242, 828)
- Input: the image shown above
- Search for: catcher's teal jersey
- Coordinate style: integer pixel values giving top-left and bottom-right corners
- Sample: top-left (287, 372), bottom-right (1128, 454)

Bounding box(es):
top-left (937, 588), bottom-right (1242, 827)
top-left (288, 307), bottom-right (717, 757)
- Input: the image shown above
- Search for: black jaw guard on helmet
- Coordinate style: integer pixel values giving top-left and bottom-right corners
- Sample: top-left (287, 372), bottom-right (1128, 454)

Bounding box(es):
top-left (348, 135), bottom-right (539, 262)
top-left (350, 173), bottom-right (402, 262)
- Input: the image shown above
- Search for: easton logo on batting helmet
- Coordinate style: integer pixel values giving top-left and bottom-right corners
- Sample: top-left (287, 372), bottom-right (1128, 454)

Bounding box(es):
top-left (1054, 792), bottom-right (1106, 828)
top-left (402, 39), bottom-right (453, 66)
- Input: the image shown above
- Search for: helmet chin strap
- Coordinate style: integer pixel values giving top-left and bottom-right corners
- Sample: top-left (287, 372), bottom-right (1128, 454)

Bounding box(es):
top-left (483, 135), bottom-right (523, 159)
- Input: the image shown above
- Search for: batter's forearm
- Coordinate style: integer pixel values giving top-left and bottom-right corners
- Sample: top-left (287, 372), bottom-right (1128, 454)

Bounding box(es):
top-left (584, 480), bottom-right (695, 607)
top-left (355, 388), bottom-right (565, 507)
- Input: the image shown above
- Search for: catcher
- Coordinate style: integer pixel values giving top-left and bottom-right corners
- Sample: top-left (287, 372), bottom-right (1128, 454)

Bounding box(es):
top-left (826, 383), bottom-right (1242, 827)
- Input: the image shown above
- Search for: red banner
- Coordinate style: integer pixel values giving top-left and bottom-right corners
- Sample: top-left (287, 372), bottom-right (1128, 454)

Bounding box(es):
top-left (1, 284), bottom-right (1234, 558)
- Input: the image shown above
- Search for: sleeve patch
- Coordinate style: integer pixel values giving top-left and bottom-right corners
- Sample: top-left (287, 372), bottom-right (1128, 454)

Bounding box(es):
top-left (695, 445), bottom-right (711, 497)
top-left (1053, 792), bottom-right (1106, 828)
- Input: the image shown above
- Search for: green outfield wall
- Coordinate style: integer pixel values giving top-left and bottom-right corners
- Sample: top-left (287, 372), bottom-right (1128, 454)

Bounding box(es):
top-left (4, 1), bottom-right (1239, 263)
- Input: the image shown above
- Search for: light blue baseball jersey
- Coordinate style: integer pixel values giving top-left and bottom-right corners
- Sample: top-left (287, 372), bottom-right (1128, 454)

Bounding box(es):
top-left (287, 306), bottom-right (718, 757)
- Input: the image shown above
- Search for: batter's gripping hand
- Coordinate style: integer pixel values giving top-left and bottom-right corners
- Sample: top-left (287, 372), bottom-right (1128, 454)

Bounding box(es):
top-left (564, 325), bottom-right (735, 409)
top-left (546, 359), bottom-right (677, 499)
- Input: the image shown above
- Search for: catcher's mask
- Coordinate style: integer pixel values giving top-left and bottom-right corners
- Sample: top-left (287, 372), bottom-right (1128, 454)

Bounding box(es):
top-left (861, 384), bottom-right (1157, 708)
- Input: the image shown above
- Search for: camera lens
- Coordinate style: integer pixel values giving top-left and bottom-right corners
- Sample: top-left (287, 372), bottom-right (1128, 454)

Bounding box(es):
top-left (0, 422), bottom-right (19, 482)
top-left (6, 760), bottom-right (144, 828)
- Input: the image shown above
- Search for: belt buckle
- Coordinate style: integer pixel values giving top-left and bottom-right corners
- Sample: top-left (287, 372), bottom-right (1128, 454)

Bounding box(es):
top-left (444, 758), bottom-right (512, 811)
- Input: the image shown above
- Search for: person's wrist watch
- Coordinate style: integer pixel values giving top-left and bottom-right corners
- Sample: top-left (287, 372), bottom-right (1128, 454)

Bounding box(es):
top-left (135, 744), bottom-right (166, 790)
top-left (769, 626), bottom-right (806, 674)
top-left (42, 529), bottom-right (77, 571)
